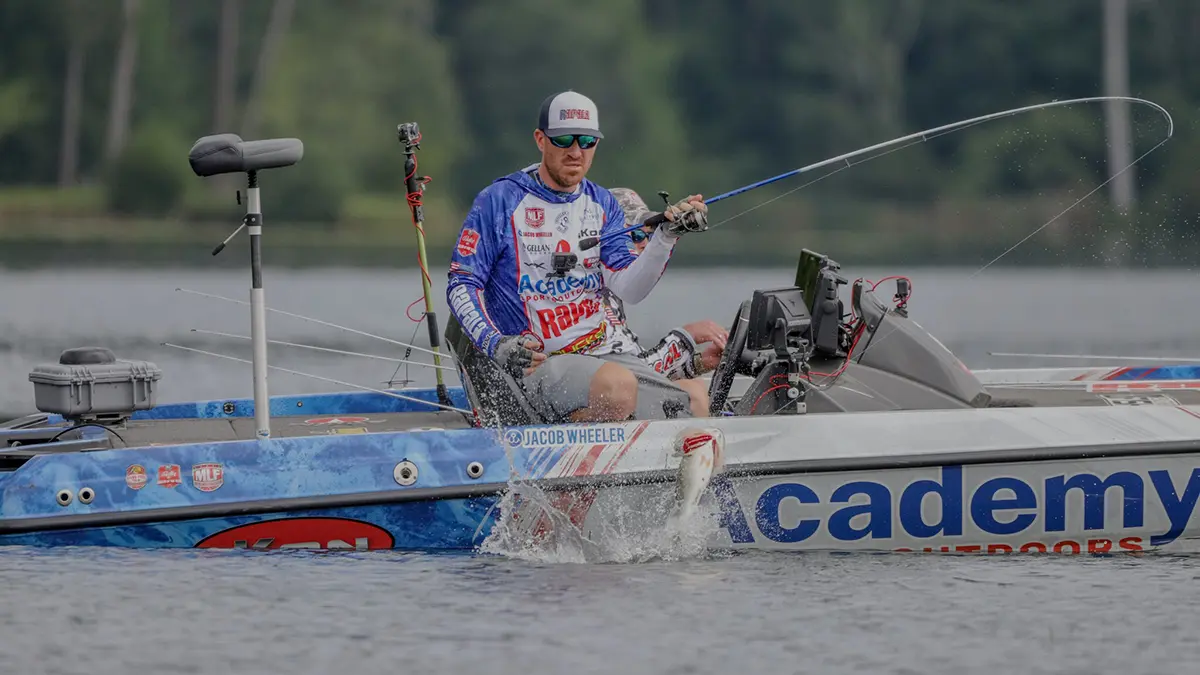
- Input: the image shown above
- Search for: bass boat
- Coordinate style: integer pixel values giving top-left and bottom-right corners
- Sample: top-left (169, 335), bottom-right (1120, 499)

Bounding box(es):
top-left (3, 119), bottom-right (1199, 556)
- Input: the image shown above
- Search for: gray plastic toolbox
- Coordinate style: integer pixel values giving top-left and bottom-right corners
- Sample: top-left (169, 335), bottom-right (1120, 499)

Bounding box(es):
top-left (28, 347), bottom-right (162, 419)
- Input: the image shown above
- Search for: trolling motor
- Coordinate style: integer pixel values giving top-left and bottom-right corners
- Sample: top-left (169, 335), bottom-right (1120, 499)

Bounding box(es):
top-left (397, 122), bottom-right (453, 409)
top-left (188, 133), bottom-right (305, 439)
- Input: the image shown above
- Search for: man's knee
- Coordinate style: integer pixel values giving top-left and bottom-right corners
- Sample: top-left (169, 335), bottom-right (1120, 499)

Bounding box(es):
top-left (588, 362), bottom-right (638, 418)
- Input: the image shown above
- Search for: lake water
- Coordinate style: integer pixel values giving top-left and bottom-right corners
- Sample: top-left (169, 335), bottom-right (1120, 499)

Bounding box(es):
top-left (3, 265), bottom-right (1200, 674)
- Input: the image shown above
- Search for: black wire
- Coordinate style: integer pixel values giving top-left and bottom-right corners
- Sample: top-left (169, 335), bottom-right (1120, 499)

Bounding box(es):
top-left (48, 422), bottom-right (127, 445)
top-left (387, 318), bottom-right (425, 388)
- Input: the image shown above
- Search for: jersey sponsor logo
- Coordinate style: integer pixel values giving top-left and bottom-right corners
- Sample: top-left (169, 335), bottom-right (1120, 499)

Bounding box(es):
top-left (555, 211), bottom-right (571, 233)
top-left (518, 272), bottom-right (601, 298)
top-left (651, 341), bottom-right (686, 374)
top-left (522, 243), bottom-right (553, 255)
top-left (556, 239), bottom-right (571, 253)
top-left (456, 228), bottom-right (480, 256)
top-left (449, 285), bottom-right (492, 346)
top-left (519, 230), bottom-right (553, 238)
top-left (553, 322), bottom-right (607, 354)
top-left (580, 227), bottom-right (600, 237)
top-left (535, 298), bottom-right (602, 339)
top-left (525, 207), bottom-right (545, 228)
top-left (583, 204), bottom-right (602, 226)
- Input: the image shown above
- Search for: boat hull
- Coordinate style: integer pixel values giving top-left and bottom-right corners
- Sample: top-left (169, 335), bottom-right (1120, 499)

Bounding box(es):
top-left (5, 401), bottom-right (1200, 555)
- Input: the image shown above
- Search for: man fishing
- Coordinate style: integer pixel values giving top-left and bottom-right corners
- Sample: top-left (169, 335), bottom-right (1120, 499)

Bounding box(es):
top-left (446, 90), bottom-right (709, 423)
top-left (605, 187), bottom-right (728, 416)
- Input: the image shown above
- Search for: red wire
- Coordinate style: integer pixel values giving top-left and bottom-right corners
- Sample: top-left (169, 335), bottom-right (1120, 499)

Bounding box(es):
top-left (750, 384), bottom-right (791, 414)
top-left (404, 132), bottom-right (433, 323)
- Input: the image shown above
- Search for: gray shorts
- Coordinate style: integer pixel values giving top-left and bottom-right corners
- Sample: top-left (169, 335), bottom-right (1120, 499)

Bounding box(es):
top-left (521, 351), bottom-right (694, 422)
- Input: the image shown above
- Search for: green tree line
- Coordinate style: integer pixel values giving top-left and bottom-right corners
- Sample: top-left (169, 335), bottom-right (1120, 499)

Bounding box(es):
top-left (0, 0), bottom-right (1196, 265)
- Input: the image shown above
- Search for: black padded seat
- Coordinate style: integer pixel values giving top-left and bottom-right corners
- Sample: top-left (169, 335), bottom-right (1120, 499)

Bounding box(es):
top-left (188, 134), bottom-right (304, 177)
top-left (445, 315), bottom-right (550, 427)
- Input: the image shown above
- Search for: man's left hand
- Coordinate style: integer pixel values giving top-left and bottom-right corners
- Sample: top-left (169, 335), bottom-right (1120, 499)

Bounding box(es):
top-left (700, 342), bottom-right (724, 372)
top-left (663, 194), bottom-right (709, 235)
top-left (683, 320), bottom-right (728, 351)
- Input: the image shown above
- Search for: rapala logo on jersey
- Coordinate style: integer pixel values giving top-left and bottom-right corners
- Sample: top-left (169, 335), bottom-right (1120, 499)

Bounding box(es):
top-left (194, 517), bottom-right (395, 550)
top-left (525, 207), bottom-right (545, 228)
top-left (449, 285), bottom-right (492, 346)
top-left (713, 465), bottom-right (1200, 550)
top-left (456, 228), bottom-right (480, 256)
top-left (518, 272), bottom-right (601, 298)
top-left (536, 298), bottom-right (602, 339)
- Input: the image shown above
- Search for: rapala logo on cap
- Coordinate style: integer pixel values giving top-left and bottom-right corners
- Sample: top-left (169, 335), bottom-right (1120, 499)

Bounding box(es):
top-left (157, 464), bottom-right (181, 488)
top-left (191, 463), bottom-right (224, 492)
top-left (559, 108), bottom-right (591, 121)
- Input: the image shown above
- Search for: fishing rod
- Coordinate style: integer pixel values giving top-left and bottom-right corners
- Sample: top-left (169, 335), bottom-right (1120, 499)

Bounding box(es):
top-left (397, 122), bottom-right (453, 408)
top-left (580, 96), bottom-right (1174, 251)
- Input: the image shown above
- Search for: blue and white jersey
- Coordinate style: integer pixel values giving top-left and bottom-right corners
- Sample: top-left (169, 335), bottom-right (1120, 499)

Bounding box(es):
top-left (447, 167), bottom-right (678, 358)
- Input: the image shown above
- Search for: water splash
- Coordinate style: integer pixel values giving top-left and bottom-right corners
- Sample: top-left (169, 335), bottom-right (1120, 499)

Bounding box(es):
top-left (478, 429), bottom-right (719, 564)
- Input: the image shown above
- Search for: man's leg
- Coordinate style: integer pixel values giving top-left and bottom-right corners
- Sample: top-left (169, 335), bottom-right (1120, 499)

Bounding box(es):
top-left (568, 362), bottom-right (638, 422)
top-left (522, 354), bottom-right (638, 423)
top-left (674, 378), bottom-right (710, 417)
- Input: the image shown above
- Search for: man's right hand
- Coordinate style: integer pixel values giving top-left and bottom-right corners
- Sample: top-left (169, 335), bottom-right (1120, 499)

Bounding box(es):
top-left (493, 336), bottom-right (547, 377)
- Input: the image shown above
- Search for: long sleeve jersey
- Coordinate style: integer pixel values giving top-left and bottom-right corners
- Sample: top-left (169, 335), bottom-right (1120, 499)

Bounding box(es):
top-left (447, 166), bottom-right (679, 359)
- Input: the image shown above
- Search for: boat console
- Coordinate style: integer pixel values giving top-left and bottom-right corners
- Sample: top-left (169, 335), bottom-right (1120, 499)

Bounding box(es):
top-left (707, 249), bottom-right (992, 416)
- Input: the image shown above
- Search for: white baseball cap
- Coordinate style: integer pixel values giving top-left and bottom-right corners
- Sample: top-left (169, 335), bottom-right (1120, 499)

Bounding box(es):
top-left (537, 91), bottom-right (603, 138)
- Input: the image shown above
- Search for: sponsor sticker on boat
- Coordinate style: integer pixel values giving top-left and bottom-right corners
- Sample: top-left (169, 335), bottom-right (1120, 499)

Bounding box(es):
top-left (1100, 393), bottom-right (1179, 406)
top-left (191, 463), bottom-right (224, 492)
top-left (301, 416), bottom-right (371, 426)
top-left (504, 425), bottom-right (626, 448)
top-left (714, 461), bottom-right (1200, 553)
top-left (125, 464), bottom-right (148, 490)
top-left (156, 464), bottom-right (181, 488)
top-left (194, 517), bottom-right (395, 550)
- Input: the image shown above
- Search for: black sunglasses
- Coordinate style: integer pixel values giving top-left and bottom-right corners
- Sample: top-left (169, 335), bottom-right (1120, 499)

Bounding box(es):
top-left (547, 134), bottom-right (600, 150)
top-left (629, 229), bottom-right (650, 244)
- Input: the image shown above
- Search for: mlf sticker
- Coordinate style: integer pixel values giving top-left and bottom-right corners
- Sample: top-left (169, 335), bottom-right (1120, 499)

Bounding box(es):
top-left (157, 464), bottom-right (181, 488)
top-left (456, 228), bottom-right (480, 256)
top-left (125, 464), bottom-right (148, 490)
top-left (191, 463), bottom-right (224, 492)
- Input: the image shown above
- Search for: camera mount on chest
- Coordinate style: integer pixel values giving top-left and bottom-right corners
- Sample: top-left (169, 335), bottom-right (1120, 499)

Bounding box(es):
top-left (547, 251), bottom-right (579, 278)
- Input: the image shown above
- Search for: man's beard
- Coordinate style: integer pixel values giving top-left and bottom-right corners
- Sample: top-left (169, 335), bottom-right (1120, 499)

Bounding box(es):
top-left (546, 162), bottom-right (582, 190)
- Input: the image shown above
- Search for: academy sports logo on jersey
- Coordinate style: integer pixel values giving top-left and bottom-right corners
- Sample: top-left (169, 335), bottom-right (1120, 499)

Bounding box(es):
top-left (456, 228), bottom-right (480, 256)
top-left (518, 272), bottom-right (601, 298)
top-left (525, 207), bottom-right (545, 228)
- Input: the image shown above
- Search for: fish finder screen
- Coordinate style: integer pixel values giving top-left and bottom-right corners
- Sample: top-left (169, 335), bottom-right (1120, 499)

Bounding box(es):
top-left (795, 249), bottom-right (826, 315)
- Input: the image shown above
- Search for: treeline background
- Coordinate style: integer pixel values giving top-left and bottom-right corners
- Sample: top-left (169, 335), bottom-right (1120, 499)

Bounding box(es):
top-left (0, 0), bottom-right (1196, 268)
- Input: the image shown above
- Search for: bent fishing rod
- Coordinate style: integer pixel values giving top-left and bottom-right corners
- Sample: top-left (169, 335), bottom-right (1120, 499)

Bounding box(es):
top-left (579, 95), bottom-right (1173, 251)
